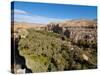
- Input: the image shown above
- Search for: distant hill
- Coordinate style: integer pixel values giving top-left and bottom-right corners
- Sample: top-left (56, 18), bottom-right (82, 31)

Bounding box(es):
top-left (12, 22), bottom-right (46, 32)
top-left (11, 19), bottom-right (97, 33)
top-left (48, 19), bottom-right (97, 27)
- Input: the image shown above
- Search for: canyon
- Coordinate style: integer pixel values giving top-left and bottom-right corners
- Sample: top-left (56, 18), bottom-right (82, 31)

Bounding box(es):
top-left (11, 19), bottom-right (97, 73)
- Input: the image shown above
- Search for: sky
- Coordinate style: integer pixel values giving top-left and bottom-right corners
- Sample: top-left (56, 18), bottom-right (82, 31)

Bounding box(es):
top-left (11, 1), bottom-right (97, 24)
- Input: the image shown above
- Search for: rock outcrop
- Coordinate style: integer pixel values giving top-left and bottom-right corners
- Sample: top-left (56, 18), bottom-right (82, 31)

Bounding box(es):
top-left (46, 19), bottom-right (97, 43)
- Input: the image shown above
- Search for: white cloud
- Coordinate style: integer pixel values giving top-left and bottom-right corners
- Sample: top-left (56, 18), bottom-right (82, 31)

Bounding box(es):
top-left (13, 9), bottom-right (28, 14)
top-left (13, 9), bottom-right (66, 24)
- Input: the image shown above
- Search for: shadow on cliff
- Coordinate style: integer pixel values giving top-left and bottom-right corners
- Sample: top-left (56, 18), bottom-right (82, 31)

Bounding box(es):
top-left (11, 36), bottom-right (32, 73)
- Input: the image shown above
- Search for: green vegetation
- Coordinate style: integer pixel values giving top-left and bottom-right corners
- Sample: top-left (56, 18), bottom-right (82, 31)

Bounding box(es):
top-left (18, 28), bottom-right (97, 72)
top-left (77, 39), bottom-right (97, 49)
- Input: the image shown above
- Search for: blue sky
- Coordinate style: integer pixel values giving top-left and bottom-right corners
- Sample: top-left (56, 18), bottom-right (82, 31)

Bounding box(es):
top-left (11, 1), bottom-right (97, 24)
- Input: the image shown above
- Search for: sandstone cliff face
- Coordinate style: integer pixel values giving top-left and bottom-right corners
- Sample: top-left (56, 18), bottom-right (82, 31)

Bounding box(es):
top-left (46, 19), bottom-right (97, 43)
